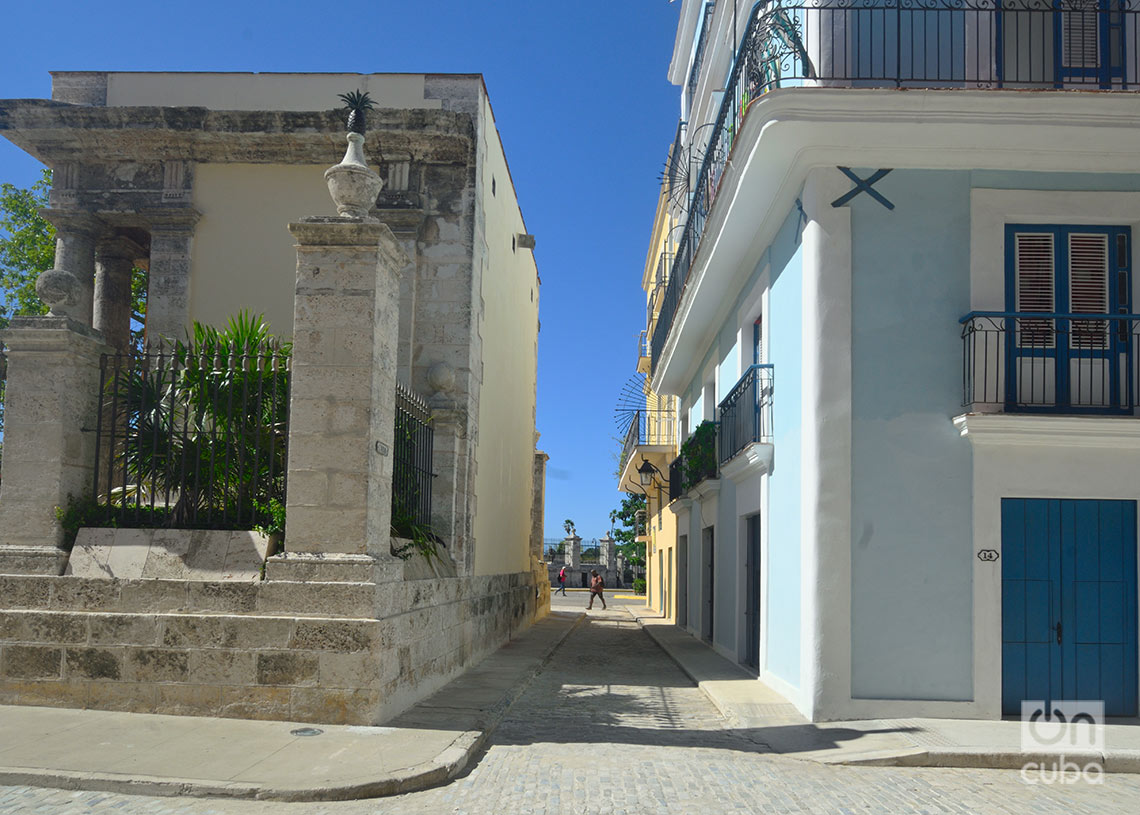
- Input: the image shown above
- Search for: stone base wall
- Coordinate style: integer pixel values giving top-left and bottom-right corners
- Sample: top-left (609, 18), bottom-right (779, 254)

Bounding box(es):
top-left (0, 569), bottom-right (547, 725)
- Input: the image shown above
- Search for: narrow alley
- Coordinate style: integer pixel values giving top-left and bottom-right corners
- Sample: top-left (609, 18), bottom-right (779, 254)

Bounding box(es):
top-left (2, 598), bottom-right (1138, 814)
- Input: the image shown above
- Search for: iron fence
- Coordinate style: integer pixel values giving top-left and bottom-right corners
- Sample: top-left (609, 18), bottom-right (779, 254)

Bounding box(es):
top-left (393, 381), bottom-right (435, 532)
top-left (652, 0), bottom-right (1140, 377)
top-left (718, 364), bottom-right (775, 463)
top-left (91, 340), bottom-right (290, 530)
top-left (961, 312), bottom-right (1140, 412)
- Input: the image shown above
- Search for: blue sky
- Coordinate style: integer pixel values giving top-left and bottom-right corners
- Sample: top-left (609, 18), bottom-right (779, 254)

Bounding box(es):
top-left (0, 0), bottom-right (681, 542)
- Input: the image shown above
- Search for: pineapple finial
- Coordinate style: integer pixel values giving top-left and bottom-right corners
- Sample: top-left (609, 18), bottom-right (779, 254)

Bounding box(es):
top-left (337, 90), bottom-right (375, 135)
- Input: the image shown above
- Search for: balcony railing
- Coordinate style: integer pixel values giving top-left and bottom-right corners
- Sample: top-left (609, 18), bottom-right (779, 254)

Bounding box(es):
top-left (668, 420), bottom-right (718, 502)
top-left (651, 0), bottom-right (1140, 378)
top-left (621, 408), bottom-right (678, 472)
top-left (961, 312), bottom-right (1140, 414)
top-left (717, 364), bottom-right (775, 463)
top-left (647, 251), bottom-right (673, 330)
top-left (687, 1), bottom-right (719, 113)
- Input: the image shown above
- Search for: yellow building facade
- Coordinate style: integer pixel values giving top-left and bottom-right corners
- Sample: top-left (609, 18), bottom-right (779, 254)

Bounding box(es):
top-left (617, 148), bottom-right (679, 620)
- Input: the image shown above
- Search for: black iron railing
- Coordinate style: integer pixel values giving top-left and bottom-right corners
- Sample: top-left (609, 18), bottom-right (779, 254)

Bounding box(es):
top-left (621, 409), bottom-right (679, 473)
top-left (651, 0), bottom-right (1140, 378)
top-left (669, 455), bottom-right (684, 502)
top-left (718, 364), bottom-right (775, 463)
top-left (393, 382), bottom-right (435, 532)
top-left (687, 1), bottom-right (720, 111)
top-left (668, 420), bottom-right (719, 501)
top-left (92, 340), bottom-right (290, 529)
top-left (961, 312), bottom-right (1140, 413)
top-left (647, 252), bottom-right (673, 332)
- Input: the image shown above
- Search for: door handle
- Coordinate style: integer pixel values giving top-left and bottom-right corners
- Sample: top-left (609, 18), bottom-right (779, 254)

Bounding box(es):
top-left (1056, 621), bottom-right (1063, 645)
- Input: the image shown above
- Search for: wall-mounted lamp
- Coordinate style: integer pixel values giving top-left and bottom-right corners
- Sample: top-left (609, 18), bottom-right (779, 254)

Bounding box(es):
top-left (637, 458), bottom-right (662, 489)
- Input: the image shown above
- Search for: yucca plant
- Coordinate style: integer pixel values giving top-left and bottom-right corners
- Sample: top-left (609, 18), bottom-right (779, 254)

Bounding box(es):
top-left (107, 312), bottom-right (291, 530)
top-left (337, 90), bottom-right (375, 135)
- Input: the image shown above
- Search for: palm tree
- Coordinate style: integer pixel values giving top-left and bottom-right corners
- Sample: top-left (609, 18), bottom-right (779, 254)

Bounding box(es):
top-left (107, 312), bottom-right (290, 529)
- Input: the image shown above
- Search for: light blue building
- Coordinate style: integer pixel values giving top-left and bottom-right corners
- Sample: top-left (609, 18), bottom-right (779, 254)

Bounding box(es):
top-left (652, 0), bottom-right (1140, 721)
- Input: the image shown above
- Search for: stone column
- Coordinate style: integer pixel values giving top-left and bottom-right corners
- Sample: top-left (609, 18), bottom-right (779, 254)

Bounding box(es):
top-left (0, 317), bottom-right (110, 574)
top-left (566, 534), bottom-right (581, 570)
top-left (94, 237), bottom-right (143, 352)
top-left (267, 218), bottom-right (410, 584)
top-left (530, 448), bottom-right (549, 565)
top-left (36, 210), bottom-right (103, 327)
top-left (426, 391), bottom-right (474, 575)
top-left (600, 533), bottom-right (616, 570)
top-left (143, 208), bottom-right (200, 342)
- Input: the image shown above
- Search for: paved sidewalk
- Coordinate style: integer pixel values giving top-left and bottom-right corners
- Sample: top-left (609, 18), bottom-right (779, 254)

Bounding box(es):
top-left (627, 605), bottom-right (1140, 774)
top-left (0, 609), bottom-right (582, 802)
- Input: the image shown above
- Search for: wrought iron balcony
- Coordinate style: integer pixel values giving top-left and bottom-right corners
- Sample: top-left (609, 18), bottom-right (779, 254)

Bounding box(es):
top-left (961, 312), bottom-right (1140, 414)
top-left (668, 420), bottom-right (718, 502)
top-left (646, 251), bottom-right (673, 332)
top-left (651, 0), bottom-right (1140, 379)
top-left (621, 409), bottom-right (678, 473)
top-left (686, 1), bottom-right (719, 114)
top-left (717, 364), bottom-right (775, 464)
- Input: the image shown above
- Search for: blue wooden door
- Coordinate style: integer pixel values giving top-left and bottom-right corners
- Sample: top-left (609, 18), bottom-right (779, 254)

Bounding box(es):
top-left (1002, 498), bottom-right (1138, 716)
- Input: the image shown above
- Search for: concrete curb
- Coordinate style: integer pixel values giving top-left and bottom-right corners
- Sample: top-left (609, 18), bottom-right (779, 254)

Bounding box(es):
top-left (625, 608), bottom-right (1140, 776)
top-left (0, 611), bottom-right (585, 802)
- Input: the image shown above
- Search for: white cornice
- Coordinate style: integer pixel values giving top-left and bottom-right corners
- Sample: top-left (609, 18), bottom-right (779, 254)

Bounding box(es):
top-left (953, 412), bottom-right (1140, 448)
top-left (719, 442), bottom-right (774, 483)
top-left (651, 87), bottom-right (1140, 395)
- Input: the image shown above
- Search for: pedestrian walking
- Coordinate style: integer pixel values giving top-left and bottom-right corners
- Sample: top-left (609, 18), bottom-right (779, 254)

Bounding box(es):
top-left (586, 569), bottom-right (606, 610)
top-left (556, 565), bottom-right (567, 596)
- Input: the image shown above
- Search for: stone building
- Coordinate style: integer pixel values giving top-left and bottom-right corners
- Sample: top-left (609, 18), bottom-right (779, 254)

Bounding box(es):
top-left (0, 72), bottom-right (550, 724)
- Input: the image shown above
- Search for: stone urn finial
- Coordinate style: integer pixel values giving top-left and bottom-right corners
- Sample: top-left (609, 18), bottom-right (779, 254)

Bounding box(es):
top-left (325, 90), bottom-right (383, 220)
top-left (35, 268), bottom-right (84, 318)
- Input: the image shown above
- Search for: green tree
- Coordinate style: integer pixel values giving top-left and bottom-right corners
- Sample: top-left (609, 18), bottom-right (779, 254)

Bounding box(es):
top-left (0, 169), bottom-right (54, 329)
top-left (563, 518), bottom-right (576, 537)
top-left (0, 170), bottom-right (148, 470)
top-left (0, 169), bottom-right (55, 468)
top-left (611, 492), bottom-right (646, 568)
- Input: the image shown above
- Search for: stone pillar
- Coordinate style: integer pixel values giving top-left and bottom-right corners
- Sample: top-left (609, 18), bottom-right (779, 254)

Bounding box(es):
top-left (600, 533), bottom-right (617, 570)
top-left (566, 534), bottom-right (581, 570)
top-left (36, 210), bottom-right (103, 327)
top-left (426, 394), bottom-right (474, 575)
top-left (0, 317), bottom-right (110, 574)
top-left (530, 448), bottom-right (549, 565)
top-left (267, 217), bottom-right (410, 584)
top-left (94, 237), bottom-right (143, 352)
top-left (143, 208), bottom-right (200, 342)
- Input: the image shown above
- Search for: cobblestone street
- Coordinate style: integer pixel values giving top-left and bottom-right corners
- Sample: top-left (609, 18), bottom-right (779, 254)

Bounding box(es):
top-left (2, 605), bottom-right (1139, 814)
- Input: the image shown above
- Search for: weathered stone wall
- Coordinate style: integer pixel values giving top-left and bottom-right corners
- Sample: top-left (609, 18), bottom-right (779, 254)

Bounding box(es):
top-left (0, 570), bottom-right (543, 725)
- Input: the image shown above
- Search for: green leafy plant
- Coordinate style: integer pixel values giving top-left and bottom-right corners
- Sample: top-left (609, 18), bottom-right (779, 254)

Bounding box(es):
top-left (390, 504), bottom-right (442, 564)
top-left (680, 420), bottom-right (718, 492)
top-left (633, 578), bottom-right (647, 595)
top-left (107, 312), bottom-right (290, 530)
top-left (563, 518), bottom-right (576, 537)
top-left (55, 495), bottom-right (117, 552)
top-left (337, 90), bottom-right (375, 135)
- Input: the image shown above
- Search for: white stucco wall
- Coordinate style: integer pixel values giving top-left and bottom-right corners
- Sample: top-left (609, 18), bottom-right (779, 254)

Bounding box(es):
top-left (471, 90), bottom-right (540, 577)
top-left (189, 163), bottom-right (336, 336)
